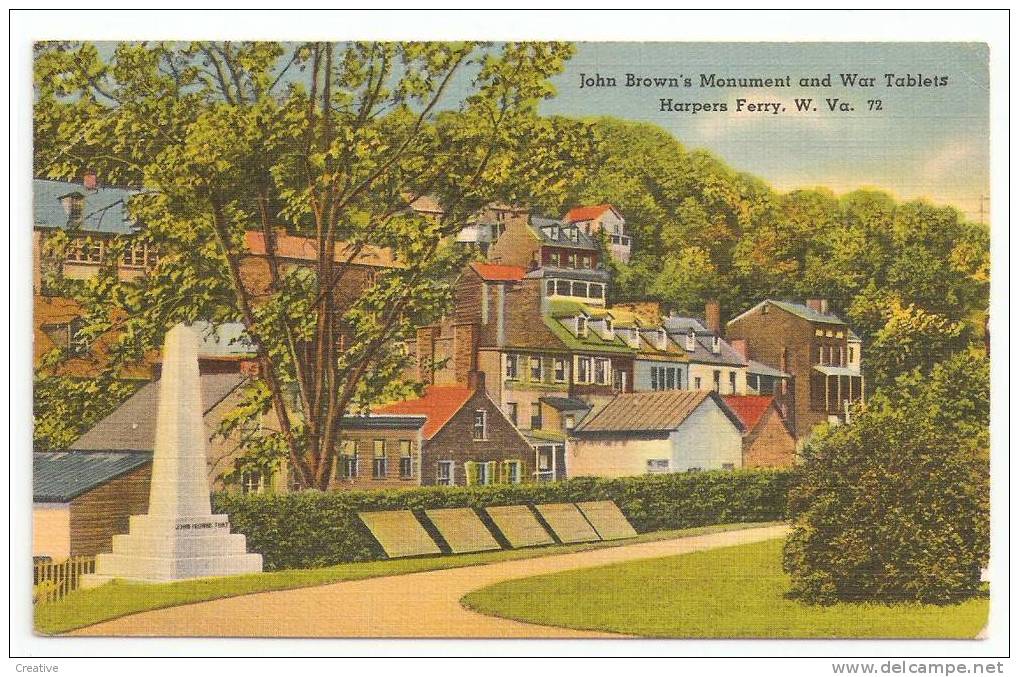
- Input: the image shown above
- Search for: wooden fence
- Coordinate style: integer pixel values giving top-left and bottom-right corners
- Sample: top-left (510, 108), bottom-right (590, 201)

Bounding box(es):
top-left (33, 556), bottom-right (95, 604)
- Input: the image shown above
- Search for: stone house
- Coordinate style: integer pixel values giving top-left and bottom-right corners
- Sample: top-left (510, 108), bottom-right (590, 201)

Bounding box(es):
top-left (726, 299), bottom-right (864, 442)
top-left (722, 395), bottom-right (796, 468)
top-left (375, 375), bottom-right (534, 485)
top-left (569, 390), bottom-right (746, 477)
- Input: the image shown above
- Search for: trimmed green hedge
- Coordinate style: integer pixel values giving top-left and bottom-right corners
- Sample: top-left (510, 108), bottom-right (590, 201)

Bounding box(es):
top-left (213, 469), bottom-right (794, 570)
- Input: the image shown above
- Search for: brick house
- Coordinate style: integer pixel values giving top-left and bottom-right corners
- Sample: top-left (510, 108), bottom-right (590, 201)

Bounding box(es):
top-left (487, 215), bottom-right (605, 277)
top-left (722, 395), bottom-right (796, 468)
top-left (726, 299), bottom-right (864, 442)
top-left (563, 203), bottom-right (632, 263)
top-left (375, 375), bottom-right (534, 485)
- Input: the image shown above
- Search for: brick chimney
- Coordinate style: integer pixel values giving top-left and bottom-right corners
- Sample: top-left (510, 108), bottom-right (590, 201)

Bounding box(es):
top-left (416, 326), bottom-right (438, 385)
top-left (806, 298), bottom-right (829, 314)
top-left (467, 369), bottom-right (486, 392)
top-left (705, 299), bottom-right (722, 336)
top-left (452, 322), bottom-right (478, 385)
top-left (83, 169), bottom-right (98, 192)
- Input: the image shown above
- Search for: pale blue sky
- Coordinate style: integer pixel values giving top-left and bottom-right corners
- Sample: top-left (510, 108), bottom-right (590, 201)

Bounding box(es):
top-left (540, 43), bottom-right (989, 221)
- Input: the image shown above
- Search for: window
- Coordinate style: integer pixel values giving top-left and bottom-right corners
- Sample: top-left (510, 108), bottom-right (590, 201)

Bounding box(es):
top-left (530, 355), bottom-right (542, 381)
top-left (604, 318), bottom-right (613, 333)
top-left (66, 237), bottom-right (103, 263)
top-left (686, 466), bottom-right (703, 473)
top-left (590, 283), bottom-right (604, 299)
top-left (549, 252), bottom-right (561, 267)
top-left (666, 368), bottom-right (676, 390)
top-left (473, 410), bottom-right (488, 440)
top-left (505, 354), bottom-right (519, 379)
top-left (546, 280), bottom-right (555, 296)
top-left (713, 370), bottom-right (721, 392)
top-left (646, 459), bottom-right (670, 474)
top-left (594, 358), bottom-right (610, 385)
top-left (372, 440), bottom-right (387, 479)
top-left (815, 328), bottom-right (824, 337)
top-left (571, 281), bottom-right (586, 297)
top-left (241, 470), bottom-right (265, 495)
top-left (506, 460), bottom-right (521, 484)
top-left (722, 463), bottom-right (735, 471)
top-left (576, 315), bottom-right (588, 338)
top-left (399, 440), bottom-right (414, 478)
top-left (506, 402), bottom-right (518, 426)
top-left (338, 440), bottom-right (358, 479)
top-left (567, 253), bottom-right (577, 268)
top-left (651, 367), bottom-right (659, 391)
top-left (476, 462), bottom-right (490, 485)
top-left (576, 356), bottom-right (592, 384)
top-left (530, 403), bottom-right (542, 430)
top-left (565, 415), bottom-right (576, 430)
top-left (729, 371), bottom-right (737, 394)
top-left (437, 461), bottom-right (454, 486)
top-left (554, 358), bottom-right (567, 382)
top-left (685, 329), bottom-right (696, 351)
top-left (694, 376), bottom-right (702, 389)
top-left (835, 331), bottom-right (844, 339)
top-left (581, 255), bottom-right (591, 269)
top-left (849, 346), bottom-right (855, 363)
top-left (556, 280), bottom-right (571, 295)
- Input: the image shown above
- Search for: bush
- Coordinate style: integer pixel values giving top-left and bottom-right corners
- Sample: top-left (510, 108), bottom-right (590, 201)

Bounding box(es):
top-left (783, 351), bottom-right (990, 605)
top-left (214, 468), bottom-right (793, 570)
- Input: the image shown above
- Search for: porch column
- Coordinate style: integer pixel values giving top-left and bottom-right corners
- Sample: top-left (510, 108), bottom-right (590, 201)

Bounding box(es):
top-left (824, 374), bottom-right (830, 414)
top-left (551, 445), bottom-right (557, 481)
top-left (837, 374), bottom-right (843, 416)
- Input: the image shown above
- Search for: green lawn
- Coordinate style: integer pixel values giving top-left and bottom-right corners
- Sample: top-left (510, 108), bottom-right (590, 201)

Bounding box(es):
top-left (35, 522), bottom-right (773, 636)
top-left (461, 539), bottom-right (988, 638)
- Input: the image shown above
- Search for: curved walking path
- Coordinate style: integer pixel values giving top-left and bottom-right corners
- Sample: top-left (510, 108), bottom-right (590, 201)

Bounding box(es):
top-left (72, 524), bottom-right (789, 638)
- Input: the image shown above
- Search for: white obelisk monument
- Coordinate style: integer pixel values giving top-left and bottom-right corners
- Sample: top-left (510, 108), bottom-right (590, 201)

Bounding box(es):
top-left (84, 324), bottom-right (262, 585)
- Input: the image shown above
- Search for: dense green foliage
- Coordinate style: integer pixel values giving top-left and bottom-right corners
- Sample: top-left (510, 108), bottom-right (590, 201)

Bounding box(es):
top-left (560, 118), bottom-right (989, 391)
top-left (783, 351), bottom-right (990, 605)
top-left (214, 469), bottom-right (792, 569)
top-left (462, 539), bottom-right (988, 638)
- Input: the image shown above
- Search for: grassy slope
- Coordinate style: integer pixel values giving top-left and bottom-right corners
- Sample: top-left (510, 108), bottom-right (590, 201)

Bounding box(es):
top-left (461, 539), bottom-right (988, 639)
top-left (35, 522), bottom-right (771, 635)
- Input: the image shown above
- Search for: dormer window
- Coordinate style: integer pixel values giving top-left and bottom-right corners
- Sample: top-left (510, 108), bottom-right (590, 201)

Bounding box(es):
top-left (711, 335), bottom-right (721, 354)
top-left (605, 318), bottom-right (613, 334)
top-left (685, 329), bottom-right (696, 352)
top-left (658, 328), bottom-right (668, 351)
top-left (576, 315), bottom-right (588, 338)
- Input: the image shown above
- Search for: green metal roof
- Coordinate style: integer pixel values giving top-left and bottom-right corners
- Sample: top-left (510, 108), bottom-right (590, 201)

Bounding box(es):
top-left (542, 315), bottom-right (636, 355)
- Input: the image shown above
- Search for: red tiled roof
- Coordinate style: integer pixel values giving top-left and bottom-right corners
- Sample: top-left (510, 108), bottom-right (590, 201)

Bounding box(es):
top-left (722, 395), bottom-right (774, 432)
top-left (470, 262), bottom-right (526, 282)
top-left (244, 231), bottom-right (400, 268)
top-left (564, 204), bottom-right (615, 223)
top-left (375, 386), bottom-right (473, 439)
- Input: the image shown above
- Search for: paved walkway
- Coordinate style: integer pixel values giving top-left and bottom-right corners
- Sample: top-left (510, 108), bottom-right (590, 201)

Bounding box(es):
top-left (72, 524), bottom-right (789, 638)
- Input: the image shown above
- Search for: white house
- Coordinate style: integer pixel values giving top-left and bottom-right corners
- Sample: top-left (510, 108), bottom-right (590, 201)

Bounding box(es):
top-left (564, 204), bottom-right (632, 263)
top-left (568, 390), bottom-right (746, 477)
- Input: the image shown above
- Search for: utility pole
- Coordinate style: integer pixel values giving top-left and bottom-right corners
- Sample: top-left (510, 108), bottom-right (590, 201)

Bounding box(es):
top-left (978, 195), bottom-right (990, 224)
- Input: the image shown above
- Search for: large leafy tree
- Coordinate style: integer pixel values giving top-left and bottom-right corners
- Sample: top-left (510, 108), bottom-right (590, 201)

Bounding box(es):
top-left (34, 41), bottom-right (588, 489)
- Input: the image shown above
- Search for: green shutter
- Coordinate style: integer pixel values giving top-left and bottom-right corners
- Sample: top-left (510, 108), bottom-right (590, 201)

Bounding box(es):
top-left (465, 461), bottom-right (479, 486)
top-left (486, 461), bottom-right (496, 485)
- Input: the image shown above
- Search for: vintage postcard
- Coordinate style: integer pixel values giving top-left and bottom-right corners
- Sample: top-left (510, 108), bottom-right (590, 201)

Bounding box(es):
top-left (21, 16), bottom-right (998, 655)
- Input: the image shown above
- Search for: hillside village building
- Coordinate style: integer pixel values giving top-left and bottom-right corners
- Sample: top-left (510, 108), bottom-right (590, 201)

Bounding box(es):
top-left (726, 299), bottom-right (864, 442)
top-left (563, 204), bottom-right (632, 263)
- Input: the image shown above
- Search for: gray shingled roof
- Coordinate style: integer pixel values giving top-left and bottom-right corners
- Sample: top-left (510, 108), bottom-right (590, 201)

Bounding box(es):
top-left (747, 360), bottom-right (791, 378)
top-left (69, 373), bottom-right (245, 451)
top-left (34, 451), bottom-right (152, 502)
top-left (539, 396), bottom-right (591, 412)
top-left (663, 316), bottom-right (707, 333)
top-left (573, 390), bottom-right (744, 435)
top-left (34, 179), bottom-right (139, 235)
top-left (528, 216), bottom-right (600, 251)
top-left (663, 322), bottom-right (747, 367)
top-left (524, 266), bottom-right (611, 282)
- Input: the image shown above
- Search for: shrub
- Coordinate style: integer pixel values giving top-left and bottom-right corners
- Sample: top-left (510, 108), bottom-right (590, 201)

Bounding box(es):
top-left (214, 468), bottom-right (793, 570)
top-left (783, 351), bottom-right (990, 605)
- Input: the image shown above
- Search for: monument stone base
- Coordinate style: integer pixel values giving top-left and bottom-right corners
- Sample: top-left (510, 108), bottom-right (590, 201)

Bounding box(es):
top-left (81, 514), bottom-right (262, 588)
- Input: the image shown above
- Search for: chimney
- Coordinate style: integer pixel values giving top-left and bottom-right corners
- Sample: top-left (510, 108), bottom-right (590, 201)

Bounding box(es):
top-left (416, 326), bottom-right (438, 385)
top-left (711, 335), bottom-right (721, 355)
top-left (452, 323), bottom-right (478, 385)
top-left (467, 370), bottom-right (486, 392)
top-left (705, 299), bottom-right (721, 336)
top-left (806, 298), bottom-right (828, 314)
top-left (685, 328), bottom-right (696, 352)
top-left (730, 338), bottom-right (747, 360)
top-left (495, 283), bottom-right (507, 347)
top-left (83, 169), bottom-right (98, 192)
